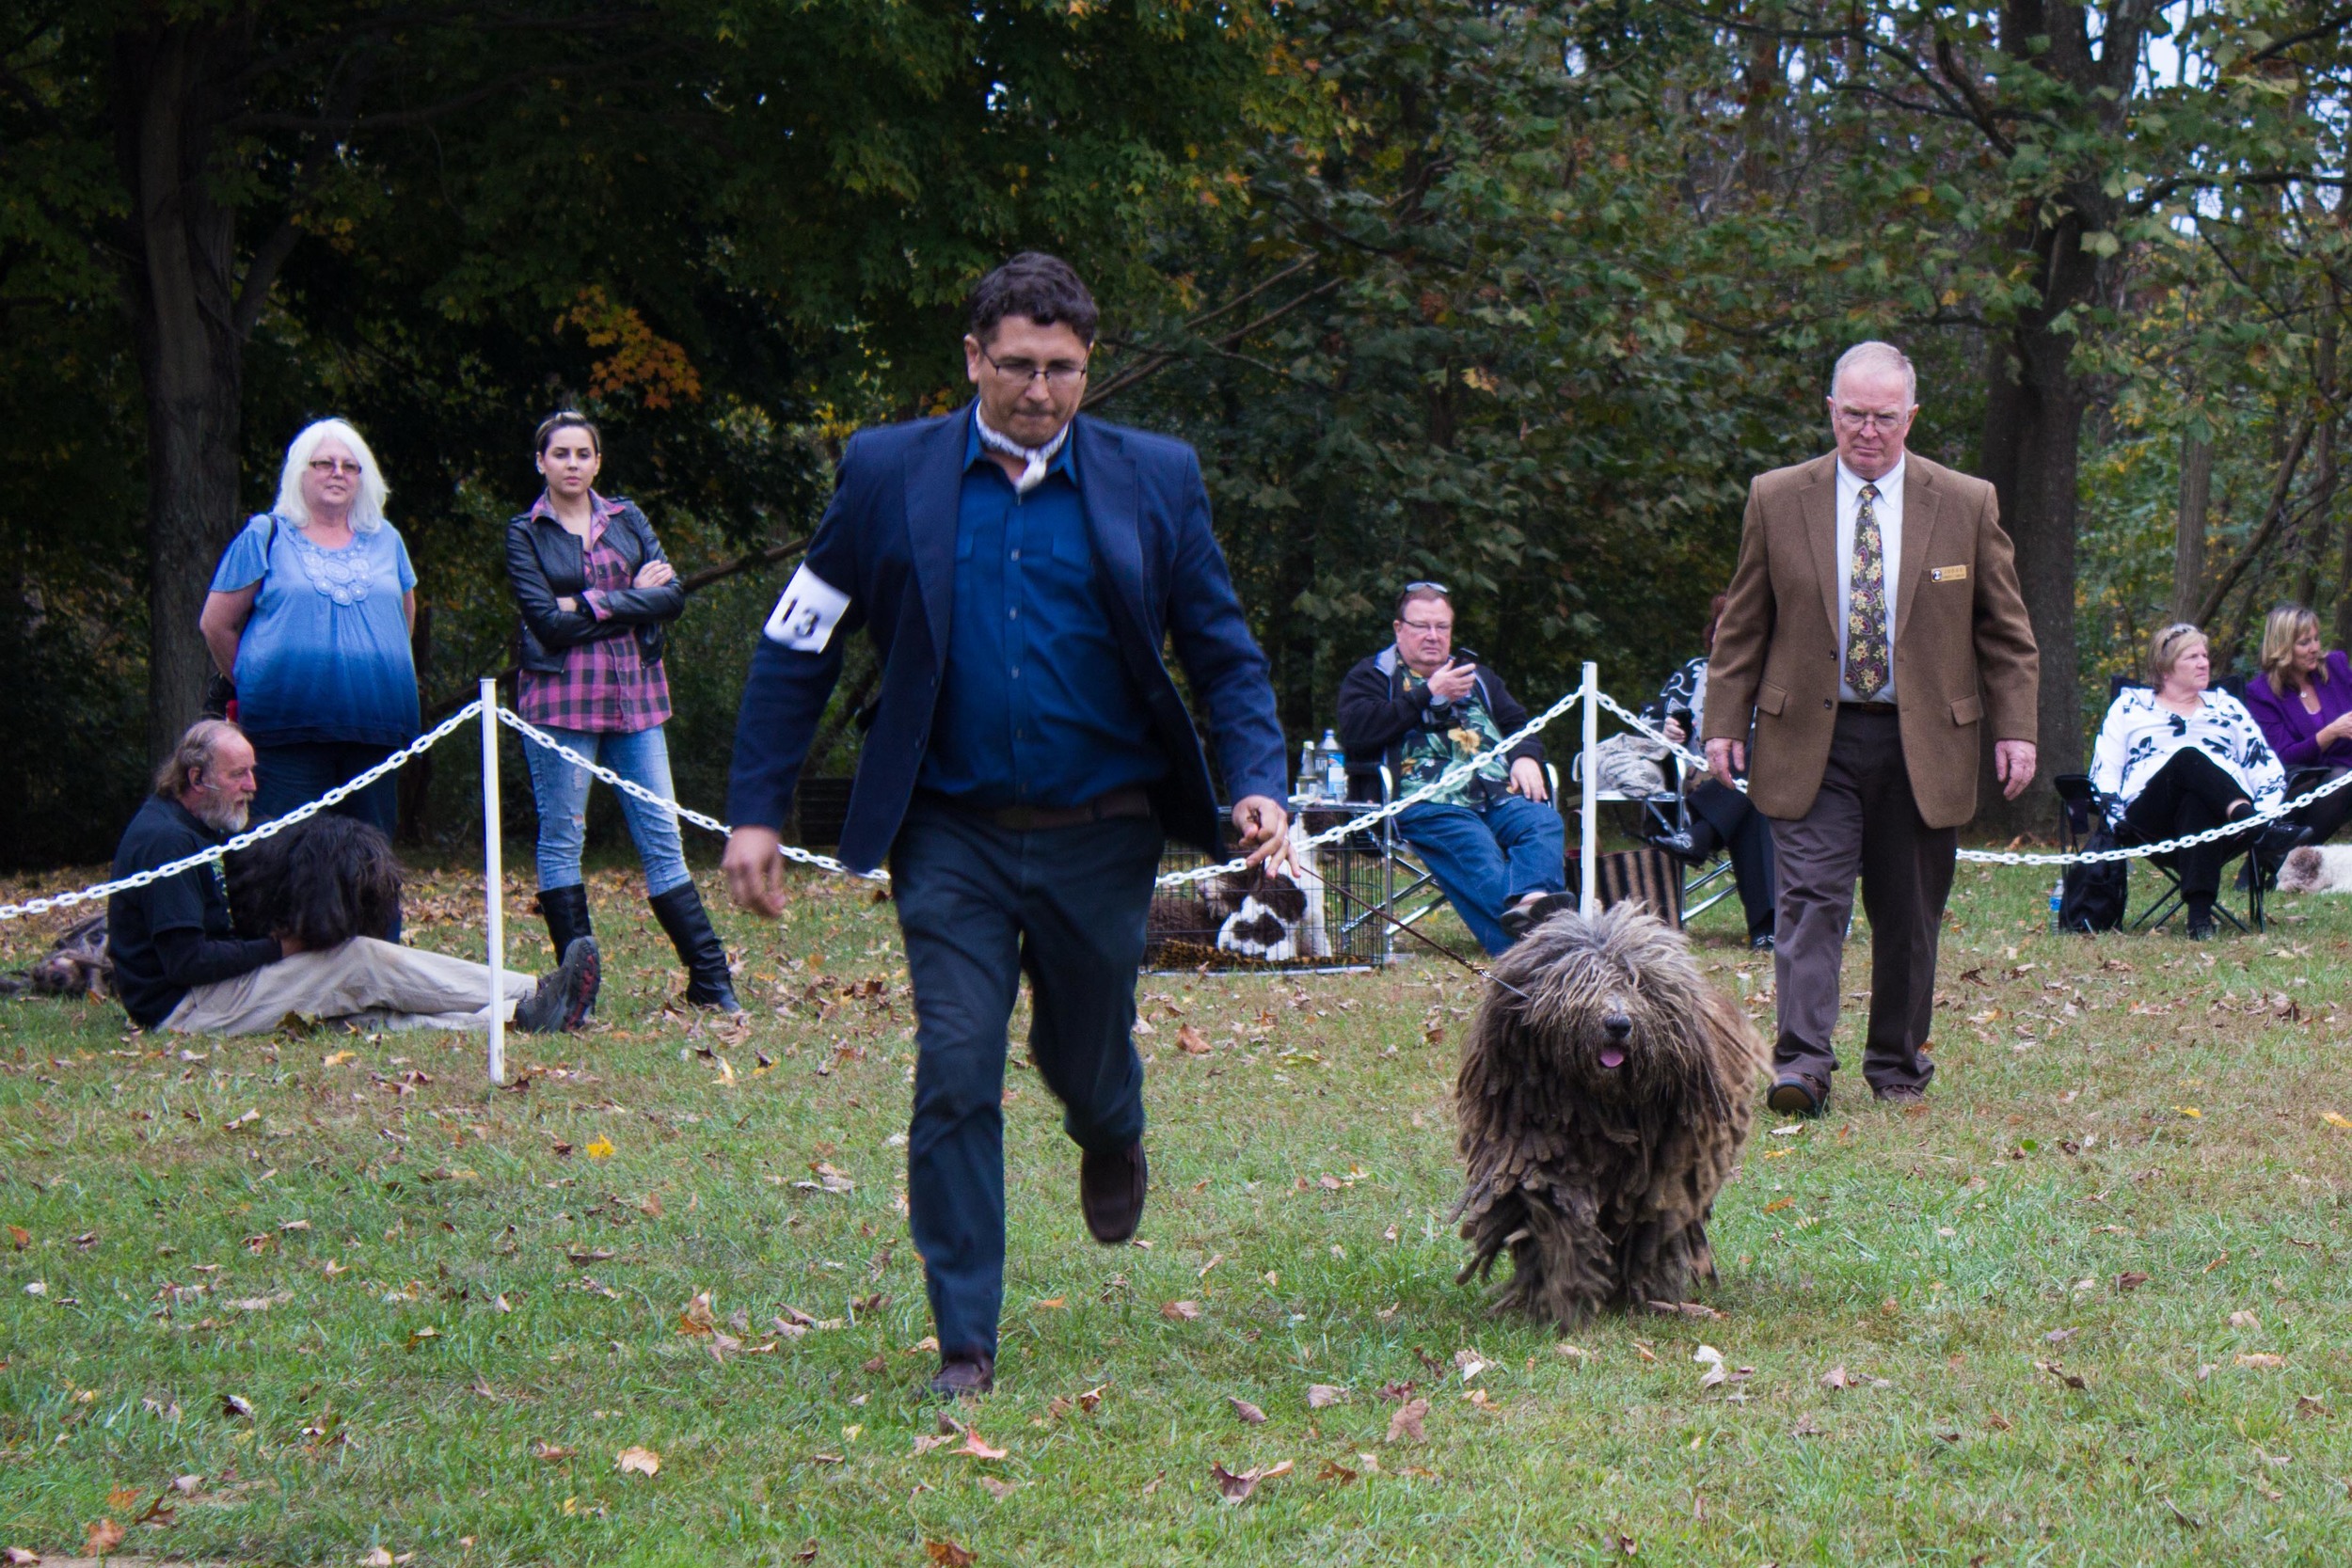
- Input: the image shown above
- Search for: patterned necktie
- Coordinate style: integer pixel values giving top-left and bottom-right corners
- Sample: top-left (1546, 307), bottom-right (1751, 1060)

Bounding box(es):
top-left (1846, 481), bottom-right (1891, 699)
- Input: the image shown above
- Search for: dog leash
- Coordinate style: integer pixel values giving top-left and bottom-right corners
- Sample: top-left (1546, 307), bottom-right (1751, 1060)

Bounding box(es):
top-left (1319, 879), bottom-right (1532, 1001)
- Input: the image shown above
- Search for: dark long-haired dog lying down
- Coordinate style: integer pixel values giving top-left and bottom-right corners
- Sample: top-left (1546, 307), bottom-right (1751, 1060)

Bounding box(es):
top-left (1453, 903), bottom-right (1766, 1325)
top-left (225, 815), bottom-right (404, 948)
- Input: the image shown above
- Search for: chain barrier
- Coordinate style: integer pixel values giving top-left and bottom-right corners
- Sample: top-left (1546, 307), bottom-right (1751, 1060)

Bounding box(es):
top-left (493, 708), bottom-right (885, 880)
top-left (1586, 686), bottom-right (2352, 868)
top-left (18, 678), bottom-right (2348, 927)
top-left (0, 700), bottom-right (486, 923)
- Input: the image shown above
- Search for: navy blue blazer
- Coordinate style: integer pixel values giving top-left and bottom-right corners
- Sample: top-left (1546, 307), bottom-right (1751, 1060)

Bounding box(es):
top-left (728, 410), bottom-right (1287, 873)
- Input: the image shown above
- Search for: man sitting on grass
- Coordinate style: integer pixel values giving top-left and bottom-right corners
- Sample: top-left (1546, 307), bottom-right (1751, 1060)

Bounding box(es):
top-left (108, 719), bottom-right (599, 1036)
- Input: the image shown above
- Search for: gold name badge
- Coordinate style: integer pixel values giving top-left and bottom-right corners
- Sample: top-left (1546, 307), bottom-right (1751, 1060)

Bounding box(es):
top-left (1929, 564), bottom-right (1969, 582)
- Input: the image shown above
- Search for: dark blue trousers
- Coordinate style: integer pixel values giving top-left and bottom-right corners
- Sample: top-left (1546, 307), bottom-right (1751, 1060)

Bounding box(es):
top-left (891, 798), bottom-right (1163, 1360)
top-left (252, 739), bottom-right (404, 942)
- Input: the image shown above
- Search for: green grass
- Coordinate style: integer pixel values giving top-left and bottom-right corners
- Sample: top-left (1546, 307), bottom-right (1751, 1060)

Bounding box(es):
top-left (8, 851), bottom-right (2352, 1565)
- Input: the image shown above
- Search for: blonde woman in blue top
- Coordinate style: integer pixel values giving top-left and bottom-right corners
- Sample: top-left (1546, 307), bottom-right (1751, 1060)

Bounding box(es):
top-left (199, 419), bottom-right (421, 839)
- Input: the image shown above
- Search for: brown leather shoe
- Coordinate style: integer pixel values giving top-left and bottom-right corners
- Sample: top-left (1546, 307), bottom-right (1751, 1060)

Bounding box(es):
top-left (1766, 1071), bottom-right (1828, 1118)
top-left (1080, 1141), bottom-right (1148, 1244)
top-left (928, 1354), bottom-right (994, 1399)
top-left (1872, 1084), bottom-right (1927, 1106)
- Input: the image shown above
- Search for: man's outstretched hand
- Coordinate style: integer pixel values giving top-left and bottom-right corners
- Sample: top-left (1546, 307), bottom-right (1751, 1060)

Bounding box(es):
top-left (723, 825), bottom-right (787, 918)
top-left (1232, 795), bottom-right (1296, 878)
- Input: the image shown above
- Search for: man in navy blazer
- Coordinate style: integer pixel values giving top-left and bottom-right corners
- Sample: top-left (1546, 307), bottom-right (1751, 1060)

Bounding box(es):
top-left (723, 253), bottom-right (1292, 1397)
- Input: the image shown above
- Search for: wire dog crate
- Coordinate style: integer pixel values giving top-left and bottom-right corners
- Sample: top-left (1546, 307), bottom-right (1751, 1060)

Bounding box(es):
top-left (1144, 806), bottom-right (1400, 973)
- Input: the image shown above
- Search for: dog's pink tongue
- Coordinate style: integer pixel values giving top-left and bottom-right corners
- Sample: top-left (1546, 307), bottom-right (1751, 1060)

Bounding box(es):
top-left (1599, 1046), bottom-right (1627, 1069)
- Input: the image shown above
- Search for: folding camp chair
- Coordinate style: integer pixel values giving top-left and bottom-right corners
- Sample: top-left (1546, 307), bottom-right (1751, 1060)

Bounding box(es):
top-left (1330, 760), bottom-right (1564, 958)
top-left (2052, 771), bottom-right (2289, 935)
top-left (1566, 741), bottom-right (1740, 925)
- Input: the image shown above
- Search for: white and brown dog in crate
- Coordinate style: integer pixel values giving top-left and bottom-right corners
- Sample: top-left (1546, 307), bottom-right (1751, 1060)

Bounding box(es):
top-left (1211, 821), bottom-right (1328, 962)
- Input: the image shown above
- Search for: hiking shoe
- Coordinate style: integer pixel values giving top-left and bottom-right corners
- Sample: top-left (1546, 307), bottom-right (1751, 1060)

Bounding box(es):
top-left (514, 938), bottom-right (599, 1033)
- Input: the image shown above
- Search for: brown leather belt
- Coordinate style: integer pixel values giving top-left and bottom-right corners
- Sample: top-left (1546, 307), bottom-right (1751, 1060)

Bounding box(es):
top-left (1842, 701), bottom-right (1899, 716)
top-left (939, 785), bottom-right (1155, 832)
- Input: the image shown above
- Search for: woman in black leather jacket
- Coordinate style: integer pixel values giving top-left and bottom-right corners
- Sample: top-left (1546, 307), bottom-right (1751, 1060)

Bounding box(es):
top-left (504, 412), bottom-right (740, 1014)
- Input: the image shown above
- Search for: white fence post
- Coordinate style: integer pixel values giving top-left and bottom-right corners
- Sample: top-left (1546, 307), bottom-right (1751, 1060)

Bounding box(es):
top-left (1579, 659), bottom-right (1598, 918)
top-left (480, 678), bottom-right (505, 1088)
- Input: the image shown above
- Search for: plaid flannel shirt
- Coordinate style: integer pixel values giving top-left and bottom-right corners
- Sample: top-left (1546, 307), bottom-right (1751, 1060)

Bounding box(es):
top-left (516, 494), bottom-right (673, 734)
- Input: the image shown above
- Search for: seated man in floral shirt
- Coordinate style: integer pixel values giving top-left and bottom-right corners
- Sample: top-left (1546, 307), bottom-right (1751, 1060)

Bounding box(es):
top-left (1337, 583), bottom-right (1567, 954)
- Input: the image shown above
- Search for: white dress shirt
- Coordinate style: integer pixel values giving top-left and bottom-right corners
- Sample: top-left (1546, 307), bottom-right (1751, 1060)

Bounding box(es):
top-left (1835, 453), bottom-right (1905, 703)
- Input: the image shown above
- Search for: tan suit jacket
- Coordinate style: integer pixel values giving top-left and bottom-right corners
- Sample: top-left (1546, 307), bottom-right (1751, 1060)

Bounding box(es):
top-left (1702, 451), bottom-right (2039, 829)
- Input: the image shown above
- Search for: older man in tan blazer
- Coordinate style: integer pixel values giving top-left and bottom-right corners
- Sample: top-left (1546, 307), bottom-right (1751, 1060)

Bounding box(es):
top-left (1704, 342), bottom-right (2039, 1116)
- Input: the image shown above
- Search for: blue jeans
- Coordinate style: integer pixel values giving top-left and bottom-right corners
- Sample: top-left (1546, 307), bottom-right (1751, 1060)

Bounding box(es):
top-left (891, 797), bottom-right (1162, 1361)
top-left (1399, 794), bottom-right (1567, 955)
top-left (522, 724), bottom-right (691, 896)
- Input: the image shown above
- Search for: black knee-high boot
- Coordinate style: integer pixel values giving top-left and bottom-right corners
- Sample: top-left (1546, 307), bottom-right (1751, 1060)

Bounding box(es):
top-left (648, 881), bottom-right (744, 1014)
top-left (537, 884), bottom-right (593, 960)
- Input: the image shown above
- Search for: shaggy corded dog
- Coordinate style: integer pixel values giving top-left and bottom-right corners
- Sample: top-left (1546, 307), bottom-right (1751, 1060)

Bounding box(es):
top-left (225, 816), bottom-right (404, 948)
top-left (1453, 903), bottom-right (1766, 1324)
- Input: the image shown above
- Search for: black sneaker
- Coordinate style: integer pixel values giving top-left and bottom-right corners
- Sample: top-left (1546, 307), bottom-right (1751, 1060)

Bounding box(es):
top-left (514, 938), bottom-right (600, 1033)
top-left (1766, 1071), bottom-right (1829, 1117)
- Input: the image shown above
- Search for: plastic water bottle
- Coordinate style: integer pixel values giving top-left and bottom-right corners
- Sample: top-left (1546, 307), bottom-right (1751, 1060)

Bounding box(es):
top-left (2049, 877), bottom-right (2064, 933)
top-left (1298, 739), bottom-right (1321, 801)
top-left (1321, 728), bottom-right (1345, 800)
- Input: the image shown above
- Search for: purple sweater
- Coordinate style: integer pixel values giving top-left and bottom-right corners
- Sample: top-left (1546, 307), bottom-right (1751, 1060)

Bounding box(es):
top-left (2244, 649), bottom-right (2352, 769)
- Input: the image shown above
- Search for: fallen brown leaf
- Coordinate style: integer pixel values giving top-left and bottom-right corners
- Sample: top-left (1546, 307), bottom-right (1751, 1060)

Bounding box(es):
top-left (2, 1547), bottom-right (37, 1565)
top-left (1177, 1023), bottom-right (1213, 1055)
top-left (1307, 1384), bottom-right (1344, 1409)
top-left (1386, 1397), bottom-right (1430, 1445)
top-left (1316, 1459), bottom-right (1359, 1483)
top-left (2036, 1360), bottom-right (2088, 1390)
top-left (1161, 1299), bottom-right (1200, 1322)
top-left (2237, 1353), bottom-right (2287, 1370)
top-left (957, 1431), bottom-right (1009, 1461)
top-left (676, 1291), bottom-right (717, 1335)
top-left (2116, 1271), bottom-right (2150, 1292)
top-left (1229, 1397), bottom-right (1267, 1425)
top-left (531, 1442), bottom-right (576, 1462)
top-left (925, 1541), bottom-right (976, 1566)
top-left (614, 1446), bottom-right (660, 1476)
top-left (1210, 1458), bottom-right (1293, 1502)
top-left (83, 1518), bottom-right (124, 1559)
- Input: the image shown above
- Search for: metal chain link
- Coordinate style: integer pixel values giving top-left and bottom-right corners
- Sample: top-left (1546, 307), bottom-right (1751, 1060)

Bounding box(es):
top-left (1149, 680), bottom-right (1595, 886)
top-left (494, 708), bottom-right (887, 880)
top-left (0, 700), bottom-right (487, 923)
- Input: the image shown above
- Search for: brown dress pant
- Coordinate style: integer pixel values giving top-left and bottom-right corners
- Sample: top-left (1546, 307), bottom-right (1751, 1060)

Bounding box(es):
top-left (1765, 708), bottom-right (1957, 1094)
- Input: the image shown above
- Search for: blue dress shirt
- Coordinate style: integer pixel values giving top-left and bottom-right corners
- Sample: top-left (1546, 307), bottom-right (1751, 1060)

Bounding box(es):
top-left (917, 408), bottom-right (1167, 808)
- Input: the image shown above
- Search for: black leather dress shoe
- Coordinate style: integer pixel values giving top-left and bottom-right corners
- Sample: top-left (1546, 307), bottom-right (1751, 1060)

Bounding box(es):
top-left (928, 1354), bottom-right (995, 1399)
top-left (1645, 829), bottom-right (1709, 865)
top-left (1766, 1071), bottom-right (1828, 1117)
top-left (1080, 1142), bottom-right (1148, 1244)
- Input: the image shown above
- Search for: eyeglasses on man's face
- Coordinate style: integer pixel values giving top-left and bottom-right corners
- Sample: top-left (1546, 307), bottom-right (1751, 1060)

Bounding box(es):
top-left (1400, 617), bottom-right (1454, 636)
top-left (308, 457), bottom-right (363, 476)
top-left (1830, 405), bottom-right (1908, 433)
top-left (979, 345), bottom-right (1089, 388)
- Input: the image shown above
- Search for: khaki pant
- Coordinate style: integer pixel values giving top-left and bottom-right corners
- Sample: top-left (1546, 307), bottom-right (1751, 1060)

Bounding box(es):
top-left (162, 937), bottom-right (538, 1036)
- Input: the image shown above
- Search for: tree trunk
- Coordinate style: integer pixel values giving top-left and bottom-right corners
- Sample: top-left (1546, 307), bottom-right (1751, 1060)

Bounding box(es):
top-left (1979, 255), bottom-right (2092, 832)
top-left (114, 23), bottom-right (251, 765)
top-left (2171, 429), bottom-right (2214, 623)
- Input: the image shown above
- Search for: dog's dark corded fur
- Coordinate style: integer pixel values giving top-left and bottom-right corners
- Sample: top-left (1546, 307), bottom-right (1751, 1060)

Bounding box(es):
top-left (225, 816), bottom-right (404, 949)
top-left (1453, 903), bottom-right (1766, 1325)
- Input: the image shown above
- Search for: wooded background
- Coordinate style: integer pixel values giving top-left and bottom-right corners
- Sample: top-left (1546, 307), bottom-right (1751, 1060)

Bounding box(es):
top-left (5, 0), bottom-right (2347, 866)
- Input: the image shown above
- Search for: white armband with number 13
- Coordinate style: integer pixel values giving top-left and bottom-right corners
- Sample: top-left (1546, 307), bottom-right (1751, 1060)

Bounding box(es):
top-left (763, 563), bottom-right (850, 652)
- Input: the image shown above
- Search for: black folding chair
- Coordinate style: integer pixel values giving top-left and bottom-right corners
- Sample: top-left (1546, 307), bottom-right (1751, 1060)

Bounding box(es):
top-left (2053, 772), bottom-right (2273, 935)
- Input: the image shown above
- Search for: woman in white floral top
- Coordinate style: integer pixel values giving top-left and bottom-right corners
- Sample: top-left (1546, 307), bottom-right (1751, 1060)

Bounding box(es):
top-left (2089, 623), bottom-right (2301, 937)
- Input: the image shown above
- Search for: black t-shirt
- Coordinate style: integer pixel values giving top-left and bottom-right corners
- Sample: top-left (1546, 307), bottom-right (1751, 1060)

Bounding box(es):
top-left (107, 797), bottom-right (278, 1029)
